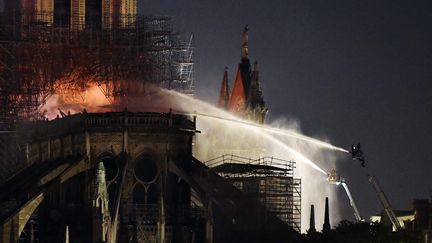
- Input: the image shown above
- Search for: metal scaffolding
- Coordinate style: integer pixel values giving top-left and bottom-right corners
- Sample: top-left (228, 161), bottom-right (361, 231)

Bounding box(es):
top-left (0, 11), bottom-right (195, 122)
top-left (0, 10), bottom-right (194, 182)
top-left (206, 154), bottom-right (302, 232)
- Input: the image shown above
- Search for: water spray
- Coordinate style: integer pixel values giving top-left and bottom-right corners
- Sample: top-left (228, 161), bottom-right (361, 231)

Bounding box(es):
top-left (159, 89), bottom-right (330, 175)
top-left (190, 112), bottom-right (349, 153)
top-left (196, 112), bottom-right (328, 175)
top-left (260, 131), bottom-right (328, 175)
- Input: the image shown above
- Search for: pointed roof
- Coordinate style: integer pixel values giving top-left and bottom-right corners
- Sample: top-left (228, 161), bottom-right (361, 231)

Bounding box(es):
top-left (217, 67), bottom-right (230, 109)
top-left (228, 65), bottom-right (247, 114)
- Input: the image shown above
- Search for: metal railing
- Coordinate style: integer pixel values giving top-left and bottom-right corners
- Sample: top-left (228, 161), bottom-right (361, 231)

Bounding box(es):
top-left (205, 154), bottom-right (295, 173)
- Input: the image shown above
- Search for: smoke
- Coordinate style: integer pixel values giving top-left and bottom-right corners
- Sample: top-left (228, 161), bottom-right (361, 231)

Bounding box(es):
top-left (41, 84), bottom-right (112, 119)
top-left (40, 84), bottom-right (185, 119)
top-left (41, 85), bottom-right (345, 232)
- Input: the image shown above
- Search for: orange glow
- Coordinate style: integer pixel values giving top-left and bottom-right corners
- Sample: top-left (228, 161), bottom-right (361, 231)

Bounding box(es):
top-left (41, 82), bottom-right (111, 120)
top-left (41, 79), bottom-right (176, 120)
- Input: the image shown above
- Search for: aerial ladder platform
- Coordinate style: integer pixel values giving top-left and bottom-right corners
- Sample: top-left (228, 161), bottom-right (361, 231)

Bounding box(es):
top-left (328, 169), bottom-right (363, 222)
top-left (350, 143), bottom-right (402, 231)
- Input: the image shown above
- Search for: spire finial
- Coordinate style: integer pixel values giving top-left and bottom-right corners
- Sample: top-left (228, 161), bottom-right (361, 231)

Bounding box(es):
top-left (241, 25), bottom-right (249, 59)
top-left (98, 162), bottom-right (105, 171)
top-left (309, 204), bottom-right (316, 233)
top-left (323, 197), bottom-right (331, 233)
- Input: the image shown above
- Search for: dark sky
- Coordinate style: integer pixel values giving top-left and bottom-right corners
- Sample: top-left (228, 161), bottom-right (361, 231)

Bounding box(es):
top-left (140, 0), bottom-right (432, 221)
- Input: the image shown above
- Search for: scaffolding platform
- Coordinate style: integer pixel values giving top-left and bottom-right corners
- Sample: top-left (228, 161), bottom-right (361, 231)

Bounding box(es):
top-left (205, 154), bottom-right (302, 232)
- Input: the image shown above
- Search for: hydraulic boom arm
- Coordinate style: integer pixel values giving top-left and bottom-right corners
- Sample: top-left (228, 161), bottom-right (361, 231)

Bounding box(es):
top-left (328, 169), bottom-right (363, 222)
top-left (341, 181), bottom-right (363, 222)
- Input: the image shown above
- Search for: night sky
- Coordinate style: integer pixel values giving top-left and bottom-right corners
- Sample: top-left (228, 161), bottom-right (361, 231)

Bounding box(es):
top-left (140, 0), bottom-right (432, 222)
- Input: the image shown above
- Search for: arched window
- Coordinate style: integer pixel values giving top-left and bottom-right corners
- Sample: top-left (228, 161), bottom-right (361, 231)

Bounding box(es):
top-left (134, 156), bottom-right (158, 183)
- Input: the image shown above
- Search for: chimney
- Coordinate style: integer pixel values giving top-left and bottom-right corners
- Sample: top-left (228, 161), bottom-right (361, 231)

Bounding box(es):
top-left (323, 197), bottom-right (331, 232)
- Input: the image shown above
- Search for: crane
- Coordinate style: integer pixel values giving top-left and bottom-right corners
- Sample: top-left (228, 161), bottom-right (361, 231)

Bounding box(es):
top-left (328, 169), bottom-right (363, 222)
top-left (350, 143), bottom-right (402, 231)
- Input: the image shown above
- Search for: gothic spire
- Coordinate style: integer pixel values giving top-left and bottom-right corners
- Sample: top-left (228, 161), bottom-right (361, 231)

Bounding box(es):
top-left (239, 25), bottom-right (252, 95)
top-left (93, 162), bottom-right (111, 242)
top-left (94, 162), bottom-right (109, 214)
top-left (217, 67), bottom-right (230, 109)
top-left (309, 205), bottom-right (316, 233)
top-left (241, 25), bottom-right (249, 60)
top-left (323, 197), bottom-right (331, 233)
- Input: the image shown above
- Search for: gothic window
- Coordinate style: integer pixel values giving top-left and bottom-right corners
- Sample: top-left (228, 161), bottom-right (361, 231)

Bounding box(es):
top-left (134, 156), bottom-right (158, 183)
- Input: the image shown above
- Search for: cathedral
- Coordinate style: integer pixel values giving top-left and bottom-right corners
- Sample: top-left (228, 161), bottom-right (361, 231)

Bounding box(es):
top-left (0, 1), bottom-right (303, 239)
